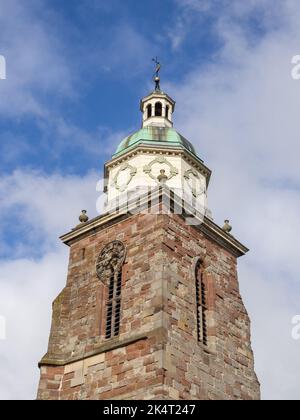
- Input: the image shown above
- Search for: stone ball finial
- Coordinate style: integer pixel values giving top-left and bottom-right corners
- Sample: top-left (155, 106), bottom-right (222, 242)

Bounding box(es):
top-left (79, 210), bottom-right (89, 223)
top-left (222, 219), bottom-right (232, 233)
top-left (154, 76), bottom-right (161, 92)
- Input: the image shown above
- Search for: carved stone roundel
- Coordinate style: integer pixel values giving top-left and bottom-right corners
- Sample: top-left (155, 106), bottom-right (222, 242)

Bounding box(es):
top-left (96, 240), bottom-right (126, 282)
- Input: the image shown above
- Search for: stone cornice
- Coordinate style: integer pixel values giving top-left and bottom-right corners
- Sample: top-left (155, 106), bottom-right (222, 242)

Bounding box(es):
top-left (39, 328), bottom-right (166, 368)
top-left (199, 217), bottom-right (249, 258)
top-left (103, 144), bottom-right (211, 192)
top-left (140, 91), bottom-right (176, 111)
top-left (60, 187), bottom-right (248, 257)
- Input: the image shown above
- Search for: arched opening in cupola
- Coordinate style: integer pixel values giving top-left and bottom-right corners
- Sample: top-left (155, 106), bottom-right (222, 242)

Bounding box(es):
top-left (146, 104), bottom-right (152, 119)
top-left (165, 105), bottom-right (170, 119)
top-left (155, 102), bottom-right (162, 117)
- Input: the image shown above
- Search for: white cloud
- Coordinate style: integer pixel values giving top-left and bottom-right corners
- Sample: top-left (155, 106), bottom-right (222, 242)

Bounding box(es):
top-left (0, 250), bottom-right (67, 400)
top-left (0, 0), bottom-right (75, 118)
top-left (0, 170), bottom-right (102, 255)
top-left (98, 25), bottom-right (153, 77)
top-left (37, 117), bottom-right (128, 160)
top-left (0, 1), bottom-right (139, 161)
top-left (0, 169), bottom-right (107, 399)
top-left (240, 264), bottom-right (300, 400)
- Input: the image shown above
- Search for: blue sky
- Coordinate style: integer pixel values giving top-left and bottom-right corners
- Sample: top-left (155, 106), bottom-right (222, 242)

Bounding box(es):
top-left (0, 0), bottom-right (224, 175)
top-left (0, 0), bottom-right (273, 176)
top-left (1, 0), bottom-right (300, 400)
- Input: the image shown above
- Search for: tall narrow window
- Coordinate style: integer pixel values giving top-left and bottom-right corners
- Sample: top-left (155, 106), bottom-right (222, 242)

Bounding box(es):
top-left (96, 241), bottom-right (126, 339)
top-left (195, 260), bottom-right (207, 345)
top-left (146, 104), bottom-right (152, 119)
top-left (165, 105), bottom-right (170, 119)
top-left (105, 267), bottom-right (122, 338)
top-left (155, 101), bottom-right (162, 116)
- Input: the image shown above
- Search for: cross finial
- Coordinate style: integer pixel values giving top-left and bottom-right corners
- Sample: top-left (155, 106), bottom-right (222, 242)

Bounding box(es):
top-left (152, 57), bottom-right (161, 91)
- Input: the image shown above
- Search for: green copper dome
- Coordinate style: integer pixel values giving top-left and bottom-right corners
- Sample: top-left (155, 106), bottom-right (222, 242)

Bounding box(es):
top-left (113, 126), bottom-right (197, 158)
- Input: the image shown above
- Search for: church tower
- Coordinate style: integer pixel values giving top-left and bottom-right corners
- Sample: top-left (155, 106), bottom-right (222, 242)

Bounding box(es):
top-left (37, 68), bottom-right (260, 400)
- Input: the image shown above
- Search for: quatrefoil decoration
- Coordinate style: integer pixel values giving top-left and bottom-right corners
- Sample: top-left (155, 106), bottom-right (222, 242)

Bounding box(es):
top-left (113, 162), bottom-right (137, 192)
top-left (143, 156), bottom-right (178, 183)
top-left (184, 168), bottom-right (206, 197)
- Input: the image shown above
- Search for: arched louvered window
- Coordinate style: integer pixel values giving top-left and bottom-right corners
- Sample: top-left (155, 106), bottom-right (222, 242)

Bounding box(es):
top-left (155, 101), bottom-right (162, 116)
top-left (146, 104), bottom-right (152, 119)
top-left (96, 241), bottom-right (126, 339)
top-left (105, 267), bottom-right (122, 338)
top-left (195, 260), bottom-right (207, 345)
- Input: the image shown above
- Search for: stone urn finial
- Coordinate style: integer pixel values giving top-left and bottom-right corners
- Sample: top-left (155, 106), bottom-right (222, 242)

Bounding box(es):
top-left (79, 210), bottom-right (89, 223)
top-left (222, 219), bottom-right (232, 233)
top-left (157, 169), bottom-right (168, 184)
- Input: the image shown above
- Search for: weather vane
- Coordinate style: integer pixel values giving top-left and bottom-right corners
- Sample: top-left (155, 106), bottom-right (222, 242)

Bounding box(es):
top-left (152, 57), bottom-right (161, 91)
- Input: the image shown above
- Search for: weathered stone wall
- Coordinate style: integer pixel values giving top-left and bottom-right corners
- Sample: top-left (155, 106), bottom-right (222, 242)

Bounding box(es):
top-left (37, 211), bottom-right (260, 400)
top-left (161, 213), bottom-right (260, 400)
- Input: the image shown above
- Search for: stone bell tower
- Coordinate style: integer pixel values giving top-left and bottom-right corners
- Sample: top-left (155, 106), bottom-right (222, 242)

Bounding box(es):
top-left (37, 68), bottom-right (260, 400)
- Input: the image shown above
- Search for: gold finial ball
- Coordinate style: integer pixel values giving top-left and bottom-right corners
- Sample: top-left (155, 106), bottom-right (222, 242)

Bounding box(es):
top-left (79, 210), bottom-right (89, 223)
top-left (222, 219), bottom-right (232, 233)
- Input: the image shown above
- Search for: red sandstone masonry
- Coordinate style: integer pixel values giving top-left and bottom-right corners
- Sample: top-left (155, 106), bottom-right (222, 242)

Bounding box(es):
top-left (37, 211), bottom-right (260, 400)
